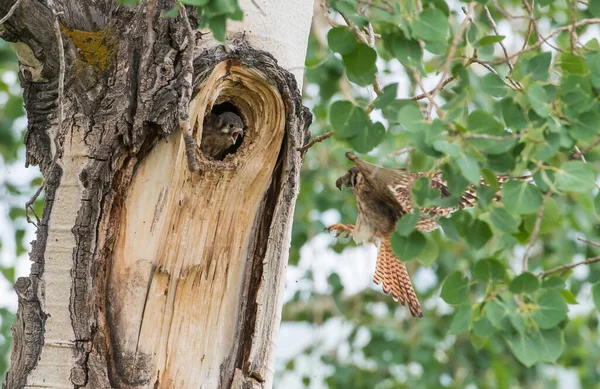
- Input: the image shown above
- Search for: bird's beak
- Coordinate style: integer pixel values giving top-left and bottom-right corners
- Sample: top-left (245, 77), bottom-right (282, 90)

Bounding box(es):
top-left (231, 128), bottom-right (243, 144)
top-left (335, 176), bottom-right (344, 190)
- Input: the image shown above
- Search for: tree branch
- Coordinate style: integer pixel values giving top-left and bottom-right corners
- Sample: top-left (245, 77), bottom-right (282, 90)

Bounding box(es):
top-left (26, 0), bottom-right (65, 226)
top-left (522, 190), bottom-right (553, 271)
top-left (178, 4), bottom-right (199, 172)
top-left (297, 131), bottom-right (334, 154)
top-left (0, 0), bottom-right (22, 24)
top-left (427, 4), bottom-right (474, 117)
top-left (483, 5), bottom-right (513, 71)
top-left (538, 256), bottom-right (600, 277)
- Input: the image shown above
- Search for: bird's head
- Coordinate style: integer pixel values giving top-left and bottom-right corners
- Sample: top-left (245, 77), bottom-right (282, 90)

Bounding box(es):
top-left (336, 167), bottom-right (361, 190)
top-left (217, 112), bottom-right (244, 145)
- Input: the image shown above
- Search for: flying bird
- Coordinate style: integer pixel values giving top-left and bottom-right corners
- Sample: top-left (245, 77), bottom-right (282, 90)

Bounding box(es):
top-left (201, 111), bottom-right (244, 160)
top-left (327, 152), bottom-right (515, 318)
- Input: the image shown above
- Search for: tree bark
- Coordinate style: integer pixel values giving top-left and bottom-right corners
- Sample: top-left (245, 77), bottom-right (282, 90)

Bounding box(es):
top-left (0, 0), bottom-right (313, 388)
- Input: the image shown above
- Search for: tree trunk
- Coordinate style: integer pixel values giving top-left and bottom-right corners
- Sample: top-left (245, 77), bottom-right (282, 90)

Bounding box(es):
top-left (0, 0), bottom-right (313, 388)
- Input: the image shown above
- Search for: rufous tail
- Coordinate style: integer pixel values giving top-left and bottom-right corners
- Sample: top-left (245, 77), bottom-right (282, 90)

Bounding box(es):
top-left (374, 237), bottom-right (423, 318)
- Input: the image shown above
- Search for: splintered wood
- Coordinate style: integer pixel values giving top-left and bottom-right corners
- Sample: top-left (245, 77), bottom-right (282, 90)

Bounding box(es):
top-left (106, 61), bottom-right (285, 388)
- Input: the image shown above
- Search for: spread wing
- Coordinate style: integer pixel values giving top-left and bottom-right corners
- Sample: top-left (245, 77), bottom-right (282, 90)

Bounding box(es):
top-left (388, 173), bottom-right (519, 232)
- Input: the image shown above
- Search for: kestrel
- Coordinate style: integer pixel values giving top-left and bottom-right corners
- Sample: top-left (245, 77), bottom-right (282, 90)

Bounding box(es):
top-left (327, 152), bottom-right (512, 318)
top-left (201, 111), bottom-right (244, 159)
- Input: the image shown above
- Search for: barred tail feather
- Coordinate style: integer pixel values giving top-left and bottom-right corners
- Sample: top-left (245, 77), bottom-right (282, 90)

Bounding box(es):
top-left (374, 238), bottom-right (423, 318)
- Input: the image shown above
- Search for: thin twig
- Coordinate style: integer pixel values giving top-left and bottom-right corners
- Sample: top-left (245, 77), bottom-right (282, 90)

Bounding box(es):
top-left (538, 256), bottom-right (600, 277)
top-left (26, 0), bottom-right (65, 226)
top-left (578, 136), bottom-right (600, 156)
top-left (412, 69), bottom-right (442, 118)
top-left (0, 0), bottom-right (23, 24)
top-left (573, 145), bottom-right (587, 163)
top-left (570, 0), bottom-right (578, 54)
top-left (484, 6), bottom-right (513, 71)
top-left (411, 76), bottom-right (456, 101)
top-left (297, 131), bottom-right (334, 154)
top-left (427, 4), bottom-right (474, 117)
top-left (492, 18), bottom-right (600, 64)
top-left (466, 133), bottom-right (522, 140)
top-left (385, 147), bottom-right (415, 161)
top-left (522, 190), bottom-right (553, 271)
top-left (178, 4), bottom-right (198, 172)
top-left (576, 237), bottom-right (600, 248)
top-left (472, 59), bottom-right (522, 90)
top-left (493, 0), bottom-right (530, 19)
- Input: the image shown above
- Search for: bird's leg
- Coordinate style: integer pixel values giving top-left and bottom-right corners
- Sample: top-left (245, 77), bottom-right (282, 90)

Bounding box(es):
top-left (325, 224), bottom-right (354, 238)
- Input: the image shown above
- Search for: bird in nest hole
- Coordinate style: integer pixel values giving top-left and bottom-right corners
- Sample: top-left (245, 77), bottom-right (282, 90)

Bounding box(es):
top-left (201, 111), bottom-right (244, 160)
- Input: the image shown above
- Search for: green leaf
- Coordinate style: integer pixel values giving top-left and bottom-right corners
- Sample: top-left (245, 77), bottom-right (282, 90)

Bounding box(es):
top-left (467, 220), bottom-right (493, 249)
top-left (526, 52), bottom-right (552, 81)
top-left (327, 27), bottom-right (358, 55)
top-left (374, 83), bottom-right (398, 109)
top-left (592, 282), bottom-right (600, 311)
top-left (473, 258), bottom-right (506, 282)
top-left (395, 210), bottom-right (420, 237)
top-left (412, 177), bottom-right (442, 207)
top-left (441, 271), bottom-right (469, 305)
top-left (595, 193), bottom-right (600, 216)
top-left (438, 217), bottom-right (460, 241)
top-left (181, 0), bottom-right (209, 5)
top-left (489, 207), bottom-right (519, 233)
top-left (534, 290), bottom-right (568, 329)
top-left (397, 101), bottom-right (424, 131)
top-left (561, 289), bottom-right (578, 305)
top-left (528, 84), bottom-right (550, 117)
top-left (501, 181), bottom-right (543, 215)
top-left (117, 0), bottom-right (140, 5)
top-left (418, 234), bottom-right (440, 266)
top-left (161, 6), bottom-right (179, 17)
top-left (507, 328), bottom-right (564, 367)
top-left (485, 300), bottom-right (509, 330)
top-left (449, 304), bottom-right (471, 334)
top-left (457, 154), bottom-right (480, 184)
top-left (208, 15), bottom-right (227, 42)
top-left (467, 109), bottom-right (503, 134)
top-left (390, 230), bottom-right (426, 260)
top-left (501, 98), bottom-right (528, 131)
top-left (510, 272), bottom-right (540, 294)
top-left (0, 267), bottom-right (15, 283)
top-left (555, 161), bottom-right (596, 193)
top-left (476, 35), bottom-right (505, 47)
top-left (330, 100), bottom-right (370, 139)
top-left (205, 0), bottom-right (242, 17)
top-left (542, 277), bottom-right (566, 290)
top-left (570, 110), bottom-right (600, 140)
top-left (412, 8), bottom-right (448, 42)
top-left (383, 31), bottom-right (422, 68)
top-left (342, 43), bottom-right (377, 86)
top-left (588, 52), bottom-right (600, 89)
top-left (480, 74), bottom-right (507, 98)
top-left (348, 121), bottom-right (386, 153)
top-left (561, 75), bottom-right (592, 119)
top-left (591, 0), bottom-right (600, 17)
top-left (433, 140), bottom-right (461, 157)
top-left (559, 53), bottom-right (588, 74)
top-left (472, 316), bottom-right (494, 337)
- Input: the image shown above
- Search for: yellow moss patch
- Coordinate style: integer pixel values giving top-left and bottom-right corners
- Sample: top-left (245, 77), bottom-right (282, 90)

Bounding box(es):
top-left (60, 25), bottom-right (118, 73)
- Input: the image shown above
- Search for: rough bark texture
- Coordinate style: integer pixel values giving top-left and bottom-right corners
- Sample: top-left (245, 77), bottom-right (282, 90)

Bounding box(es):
top-left (1, 0), bottom-right (311, 388)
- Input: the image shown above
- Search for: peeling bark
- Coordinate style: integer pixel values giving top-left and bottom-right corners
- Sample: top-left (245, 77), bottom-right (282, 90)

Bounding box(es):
top-left (1, 0), bottom-right (312, 388)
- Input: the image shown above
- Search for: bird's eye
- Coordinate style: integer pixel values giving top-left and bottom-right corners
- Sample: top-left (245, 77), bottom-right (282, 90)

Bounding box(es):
top-left (229, 124), bottom-right (234, 129)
